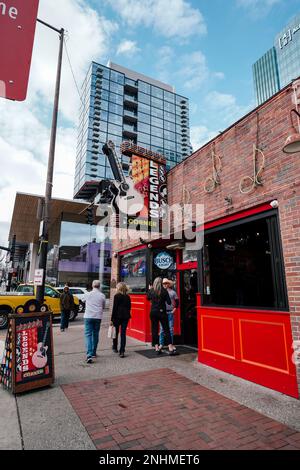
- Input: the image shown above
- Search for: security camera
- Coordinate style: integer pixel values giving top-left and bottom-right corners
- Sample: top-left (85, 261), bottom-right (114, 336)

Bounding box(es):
top-left (270, 200), bottom-right (279, 209)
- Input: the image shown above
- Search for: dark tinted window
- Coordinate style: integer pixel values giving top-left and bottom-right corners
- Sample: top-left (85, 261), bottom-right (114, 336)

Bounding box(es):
top-left (203, 214), bottom-right (288, 310)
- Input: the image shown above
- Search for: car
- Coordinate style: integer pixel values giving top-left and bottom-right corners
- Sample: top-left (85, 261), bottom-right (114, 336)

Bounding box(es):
top-left (0, 284), bottom-right (80, 330)
top-left (56, 287), bottom-right (88, 314)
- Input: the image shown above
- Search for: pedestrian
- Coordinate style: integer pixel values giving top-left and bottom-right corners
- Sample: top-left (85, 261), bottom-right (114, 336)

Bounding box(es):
top-left (60, 285), bottom-right (74, 332)
top-left (147, 277), bottom-right (177, 356)
top-left (84, 280), bottom-right (106, 364)
top-left (160, 279), bottom-right (179, 350)
top-left (111, 282), bottom-right (131, 358)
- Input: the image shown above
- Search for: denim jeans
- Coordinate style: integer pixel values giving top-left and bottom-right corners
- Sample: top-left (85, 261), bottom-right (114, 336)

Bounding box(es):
top-left (113, 319), bottom-right (129, 354)
top-left (159, 312), bottom-right (174, 346)
top-left (84, 319), bottom-right (102, 358)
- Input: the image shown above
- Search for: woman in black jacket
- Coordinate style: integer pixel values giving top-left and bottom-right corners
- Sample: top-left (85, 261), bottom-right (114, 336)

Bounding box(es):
top-left (147, 277), bottom-right (177, 356)
top-left (111, 283), bottom-right (131, 358)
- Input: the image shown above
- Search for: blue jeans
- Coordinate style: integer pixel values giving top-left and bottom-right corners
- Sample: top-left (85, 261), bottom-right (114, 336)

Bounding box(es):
top-left (84, 319), bottom-right (102, 358)
top-left (159, 313), bottom-right (174, 346)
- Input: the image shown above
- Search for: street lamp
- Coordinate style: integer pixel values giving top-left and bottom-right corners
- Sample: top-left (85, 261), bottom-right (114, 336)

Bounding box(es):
top-left (36, 19), bottom-right (64, 306)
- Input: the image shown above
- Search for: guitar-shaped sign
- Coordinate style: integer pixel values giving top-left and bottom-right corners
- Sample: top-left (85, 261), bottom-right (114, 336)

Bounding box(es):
top-left (102, 141), bottom-right (145, 216)
top-left (32, 322), bottom-right (50, 369)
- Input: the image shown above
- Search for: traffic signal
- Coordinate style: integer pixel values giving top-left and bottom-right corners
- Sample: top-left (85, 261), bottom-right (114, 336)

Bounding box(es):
top-left (86, 206), bottom-right (95, 226)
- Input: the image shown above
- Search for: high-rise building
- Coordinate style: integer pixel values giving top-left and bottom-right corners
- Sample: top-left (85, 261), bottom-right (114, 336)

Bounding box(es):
top-left (253, 13), bottom-right (300, 105)
top-left (74, 61), bottom-right (192, 200)
top-left (253, 47), bottom-right (280, 106)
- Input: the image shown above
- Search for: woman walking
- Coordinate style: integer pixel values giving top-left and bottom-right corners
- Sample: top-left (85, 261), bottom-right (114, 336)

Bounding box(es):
top-left (111, 283), bottom-right (131, 358)
top-left (147, 278), bottom-right (177, 356)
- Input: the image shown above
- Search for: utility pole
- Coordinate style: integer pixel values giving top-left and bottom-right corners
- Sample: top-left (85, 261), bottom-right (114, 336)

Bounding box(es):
top-left (36, 19), bottom-right (64, 306)
top-left (6, 235), bottom-right (16, 292)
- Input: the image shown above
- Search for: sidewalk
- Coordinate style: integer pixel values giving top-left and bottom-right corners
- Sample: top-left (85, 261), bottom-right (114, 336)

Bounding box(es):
top-left (0, 311), bottom-right (300, 450)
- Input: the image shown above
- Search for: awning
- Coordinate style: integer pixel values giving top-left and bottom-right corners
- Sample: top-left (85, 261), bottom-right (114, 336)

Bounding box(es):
top-left (9, 193), bottom-right (91, 245)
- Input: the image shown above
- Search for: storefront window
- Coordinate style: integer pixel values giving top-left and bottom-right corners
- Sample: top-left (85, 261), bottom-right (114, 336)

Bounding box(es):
top-left (203, 214), bottom-right (288, 310)
top-left (120, 250), bottom-right (147, 293)
top-left (182, 248), bottom-right (198, 264)
top-left (152, 249), bottom-right (177, 285)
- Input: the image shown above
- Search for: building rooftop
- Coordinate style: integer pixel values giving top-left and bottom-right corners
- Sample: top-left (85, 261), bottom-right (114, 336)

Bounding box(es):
top-left (107, 61), bottom-right (175, 94)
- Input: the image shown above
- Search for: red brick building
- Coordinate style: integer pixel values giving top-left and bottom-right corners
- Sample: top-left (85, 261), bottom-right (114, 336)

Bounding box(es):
top-left (111, 81), bottom-right (300, 399)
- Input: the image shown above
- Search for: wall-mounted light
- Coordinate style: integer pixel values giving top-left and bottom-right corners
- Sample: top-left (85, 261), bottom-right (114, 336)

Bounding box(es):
top-left (113, 252), bottom-right (118, 259)
top-left (283, 109), bottom-right (300, 154)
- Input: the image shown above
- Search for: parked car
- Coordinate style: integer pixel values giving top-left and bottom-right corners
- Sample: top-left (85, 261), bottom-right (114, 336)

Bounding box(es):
top-left (56, 287), bottom-right (88, 314)
top-left (0, 284), bottom-right (80, 330)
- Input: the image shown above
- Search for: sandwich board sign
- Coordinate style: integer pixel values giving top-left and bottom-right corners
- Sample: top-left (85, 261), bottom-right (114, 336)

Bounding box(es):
top-left (0, 0), bottom-right (40, 101)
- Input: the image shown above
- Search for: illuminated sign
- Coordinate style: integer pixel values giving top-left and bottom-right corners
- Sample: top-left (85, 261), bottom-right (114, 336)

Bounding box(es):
top-left (154, 252), bottom-right (174, 270)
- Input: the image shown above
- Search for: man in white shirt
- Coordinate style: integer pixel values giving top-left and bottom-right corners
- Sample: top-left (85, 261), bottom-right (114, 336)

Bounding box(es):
top-left (84, 280), bottom-right (106, 363)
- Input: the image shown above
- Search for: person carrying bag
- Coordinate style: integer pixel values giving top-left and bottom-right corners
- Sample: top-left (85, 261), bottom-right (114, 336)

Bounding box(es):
top-left (111, 283), bottom-right (131, 358)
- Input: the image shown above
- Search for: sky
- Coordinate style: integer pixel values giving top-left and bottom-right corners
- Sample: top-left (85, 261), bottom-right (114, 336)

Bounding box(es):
top-left (0, 0), bottom-right (300, 248)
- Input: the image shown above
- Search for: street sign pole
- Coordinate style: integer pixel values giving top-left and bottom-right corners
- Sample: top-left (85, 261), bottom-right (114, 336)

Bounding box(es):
top-left (36, 23), bottom-right (64, 306)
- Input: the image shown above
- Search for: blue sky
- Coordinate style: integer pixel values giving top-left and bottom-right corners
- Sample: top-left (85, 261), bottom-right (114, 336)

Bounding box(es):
top-left (0, 0), bottom-right (300, 247)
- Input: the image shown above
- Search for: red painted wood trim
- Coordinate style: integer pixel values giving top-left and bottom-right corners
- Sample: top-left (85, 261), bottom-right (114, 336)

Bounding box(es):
top-left (119, 244), bottom-right (148, 256)
top-left (177, 262), bottom-right (198, 271)
top-left (199, 203), bottom-right (273, 231)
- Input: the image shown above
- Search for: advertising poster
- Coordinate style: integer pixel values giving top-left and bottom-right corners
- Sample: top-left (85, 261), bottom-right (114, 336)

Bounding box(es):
top-left (1, 313), bottom-right (54, 394)
top-left (15, 315), bottom-right (53, 386)
top-left (122, 154), bottom-right (167, 233)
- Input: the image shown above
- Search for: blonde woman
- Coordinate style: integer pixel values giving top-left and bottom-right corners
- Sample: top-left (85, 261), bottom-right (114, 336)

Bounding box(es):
top-left (147, 278), bottom-right (177, 356)
top-left (111, 283), bottom-right (131, 358)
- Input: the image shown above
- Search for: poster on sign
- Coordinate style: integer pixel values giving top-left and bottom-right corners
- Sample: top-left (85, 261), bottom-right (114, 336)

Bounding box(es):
top-left (0, 0), bottom-right (40, 101)
top-left (120, 154), bottom-right (167, 233)
top-left (1, 312), bottom-right (55, 394)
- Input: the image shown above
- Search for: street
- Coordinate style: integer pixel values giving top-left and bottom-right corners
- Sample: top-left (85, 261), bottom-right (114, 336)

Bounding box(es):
top-left (1, 311), bottom-right (300, 450)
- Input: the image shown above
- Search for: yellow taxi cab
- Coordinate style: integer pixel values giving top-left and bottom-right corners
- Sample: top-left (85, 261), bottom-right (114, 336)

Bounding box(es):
top-left (0, 284), bottom-right (79, 330)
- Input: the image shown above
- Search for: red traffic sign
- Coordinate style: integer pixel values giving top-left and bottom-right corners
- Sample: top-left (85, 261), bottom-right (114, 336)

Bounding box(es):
top-left (0, 0), bottom-right (40, 101)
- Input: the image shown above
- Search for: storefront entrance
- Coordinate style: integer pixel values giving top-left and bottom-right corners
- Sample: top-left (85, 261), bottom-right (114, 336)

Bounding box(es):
top-left (180, 270), bottom-right (198, 348)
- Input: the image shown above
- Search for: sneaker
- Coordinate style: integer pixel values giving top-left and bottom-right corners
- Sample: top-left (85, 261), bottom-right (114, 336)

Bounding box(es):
top-left (119, 353), bottom-right (125, 358)
top-left (91, 354), bottom-right (97, 359)
top-left (156, 348), bottom-right (162, 355)
top-left (61, 329), bottom-right (65, 332)
top-left (113, 349), bottom-right (118, 354)
top-left (86, 357), bottom-right (93, 364)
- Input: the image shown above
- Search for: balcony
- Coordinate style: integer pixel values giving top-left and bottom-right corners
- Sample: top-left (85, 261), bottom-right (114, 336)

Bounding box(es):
top-left (124, 79), bottom-right (138, 93)
top-left (123, 124), bottom-right (137, 138)
top-left (124, 94), bottom-right (138, 107)
top-left (123, 108), bottom-right (138, 122)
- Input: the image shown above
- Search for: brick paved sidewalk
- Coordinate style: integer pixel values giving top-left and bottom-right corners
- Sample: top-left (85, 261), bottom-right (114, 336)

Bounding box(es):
top-left (62, 368), bottom-right (300, 451)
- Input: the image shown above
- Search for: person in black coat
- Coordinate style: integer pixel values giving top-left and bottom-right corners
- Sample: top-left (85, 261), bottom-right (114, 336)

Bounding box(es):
top-left (147, 277), bottom-right (178, 356)
top-left (111, 283), bottom-right (131, 358)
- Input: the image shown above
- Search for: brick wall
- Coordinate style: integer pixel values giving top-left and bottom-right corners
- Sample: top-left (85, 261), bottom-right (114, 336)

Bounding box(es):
top-left (111, 83), bottom-right (300, 390)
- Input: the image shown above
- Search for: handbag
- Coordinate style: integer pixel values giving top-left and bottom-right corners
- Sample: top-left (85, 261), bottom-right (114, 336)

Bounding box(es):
top-left (108, 325), bottom-right (116, 339)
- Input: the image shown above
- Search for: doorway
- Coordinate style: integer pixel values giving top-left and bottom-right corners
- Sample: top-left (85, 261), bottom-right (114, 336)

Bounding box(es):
top-left (180, 270), bottom-right (198, 347)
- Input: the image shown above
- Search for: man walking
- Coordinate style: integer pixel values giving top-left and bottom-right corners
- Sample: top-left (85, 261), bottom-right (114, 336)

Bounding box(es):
top-left (60, 285), bottom-right (74, 332)
top-left (84, 280), bottom-right (106, 364)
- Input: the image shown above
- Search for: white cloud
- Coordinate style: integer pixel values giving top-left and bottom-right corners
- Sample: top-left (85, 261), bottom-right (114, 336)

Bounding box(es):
top-left (237, 0), bottom-right (281, 18)
top-left (177, 51), bottom-right (224, 91)
top-left (0, 0), bottom-right (119, 246)
top-left (106, 0), bottom-right (207, 39)
top-left (190, 126), bottom-right (219, 151)
top-left (117, 40), bottom-right (140, 57)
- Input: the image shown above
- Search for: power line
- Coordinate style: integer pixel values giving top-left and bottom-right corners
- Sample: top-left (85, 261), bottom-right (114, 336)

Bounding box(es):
top-left (63, 35), bottom-right (83, 104)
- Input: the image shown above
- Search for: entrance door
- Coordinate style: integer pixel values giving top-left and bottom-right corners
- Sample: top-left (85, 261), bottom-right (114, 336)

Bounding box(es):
top-left (180, 270), bottom-right (198, 347)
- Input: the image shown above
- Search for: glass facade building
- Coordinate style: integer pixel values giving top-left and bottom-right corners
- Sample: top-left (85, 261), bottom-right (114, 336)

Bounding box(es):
top-left (74, 61), bottom-right (192, 199)
top-left (253, 13), bottom-right (300, 105)
top-left (253, 48), bottom-right (280, 106)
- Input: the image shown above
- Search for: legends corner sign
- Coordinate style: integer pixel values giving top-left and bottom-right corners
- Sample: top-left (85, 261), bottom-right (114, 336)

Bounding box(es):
top-left (0, 0), bottom-right (40, 101)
